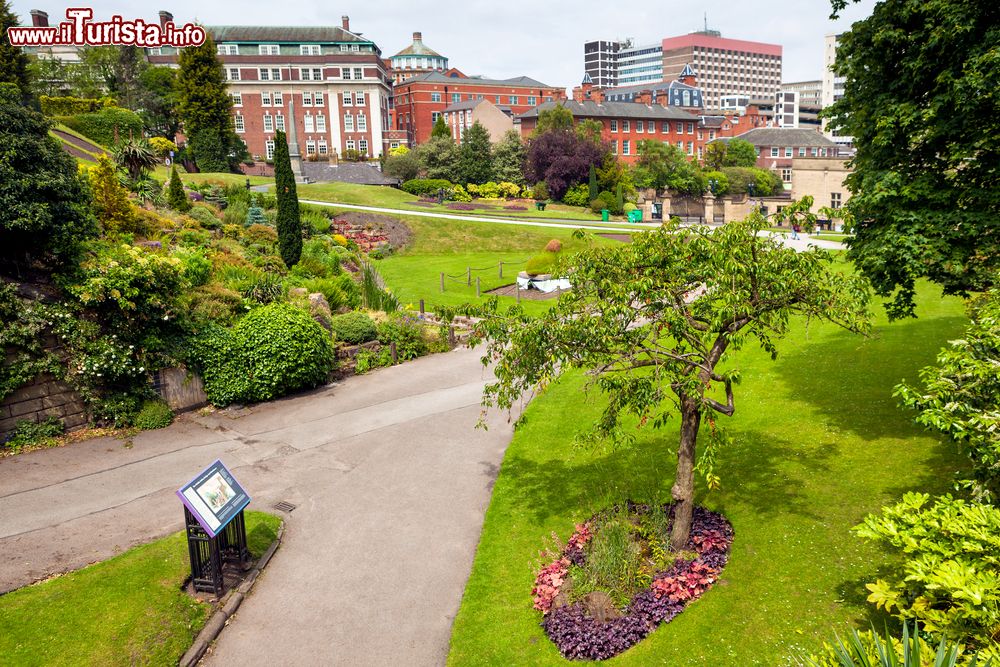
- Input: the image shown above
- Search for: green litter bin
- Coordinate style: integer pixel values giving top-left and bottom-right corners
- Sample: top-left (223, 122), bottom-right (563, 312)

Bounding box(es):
top-left (601, 209), bottom-right (610, 222)
top-left (627, 209), bottom-right (643, 223)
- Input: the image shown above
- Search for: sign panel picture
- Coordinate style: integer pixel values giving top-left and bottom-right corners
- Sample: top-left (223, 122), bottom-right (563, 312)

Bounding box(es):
top-left (177, 460), bottom-right (251, 538)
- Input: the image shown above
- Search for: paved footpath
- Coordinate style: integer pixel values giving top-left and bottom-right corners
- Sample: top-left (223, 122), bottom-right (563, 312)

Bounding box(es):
top-left (0, 346), bottom-right (514, 666)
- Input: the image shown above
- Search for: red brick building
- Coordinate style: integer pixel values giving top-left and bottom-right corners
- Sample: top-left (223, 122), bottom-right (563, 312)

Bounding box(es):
top-left (518, 100), bottom-right (703, 165)
top-left (147, 14), bottom-right (396, 161)
top-left (392, 71), bottom-right (566, 145)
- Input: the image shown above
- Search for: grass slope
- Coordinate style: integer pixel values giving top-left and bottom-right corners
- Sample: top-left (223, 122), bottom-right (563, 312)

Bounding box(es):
top-left (150, 165), bottom-right (273, 187)
top-left (0, 511), bottom-right (281, 666)
top-left (447, 280), bottom-right (969, 666)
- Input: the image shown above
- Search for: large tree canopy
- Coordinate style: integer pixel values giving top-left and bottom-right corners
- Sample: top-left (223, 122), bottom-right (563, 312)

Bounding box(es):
top-left (472, 206), bottom-right (872, 548)
top-left (0, 1), bottom-right (32, 105)
top-left (456, 121), bottom-right (493, 185)
top-left (525, 129), bottom-right (607, 200)
top-left (828, 0), bottom-right (1000, 319)
top-left (176, 32), bottom-right (239, 172)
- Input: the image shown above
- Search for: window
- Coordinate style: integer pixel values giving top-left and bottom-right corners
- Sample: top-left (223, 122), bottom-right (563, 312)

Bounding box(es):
top-left (304, 114), bottom-right (315, 133)
top-left (770, 147), bottom-right (779, 157)
top-left (230, 92), bottom-right (242, 106)
top-left (636, 120), bottom-right (645, 133)
top-left (259, 68), bottom-right (281, 81)
top-left (351, 44), bottom-right (360, 52)
top-left (344, 114), bottom-right (354, 131)
top-left (316, 115), bottom-right (326, 132)
top-left (265, 140), bottom-right (275, 160)
top-left (261, 91), bottom-right (272, 106)
top-left (798, 147), bottom-right (806, 157)
top-left (623, 120), bottom-right (630, 132)
top-left (611, 140), bottom-right (618, 154)
top-left (677, 140), bottom-right (683, 149)
top-left (697, 131), bottom-right (703, 140)
top-left (303, 92), bottom-right (312, 107)
top-left (272, 91), bottom-right (283, 106)
top-left (709, 130), bottom-right (716, 140)
top-left (275, 114), bottom-right (285, 131)
top-left (263, 114), bottom-right (273, 132)
top-left (452, 93), bottom-right (461, 103)
top-left (234, 114), bottom-right (244, 133)
top-left (781, 168), bottom-right (792, 182)
top-left (340, 44), bottom-right (348, 52)
top-left (784, 147), bottom-right (793, 157)
top-left (359, 139), bottom-right (368, 155)
top-left (314, 92), bottom-right (324, 106)
top-left (610, 120), bottom-right (618, 132)
top-left (528, 96), bottom-right (537, 106)
top-left (318, 141), bottom-right (328, 155)
top-left (343, 91), bottom-right (354, 106)
top-left (431, 92), bottom-right (441, 102)
top-left (495, 96), bottom-right (501, 104)
top-left (509, 96), bottom-right (518, 105)
top-left (830, 192), bottom-right (842, 209)
top-left (431, 111), bottom-right (441, 122)
top-left (686, 141), bottom-right (694, 155)
top-left (306, 140), bottom-right (316, 155)
top-left (343, 68), bottom-right (352, 80)
top-left (353, 67), bottom-right (363, 80)
top-left (346, 139), bottom-right (355, 151)
top-left (820, 148), bottom-right (828, 157)
top-left (259, 44), bottom-right (279, 55)
top-left (300, 68), bottom-right (323, 81)
top-left (357, 114), bottom-right (367, 131)
top-left (226, 68), bottom-right (240, 81)
top-left (687, 122), bottom-right (694, 134)
top-left (810, 147), bottom-right (818, 157)
top-left (389, 141), bottom-right (399, 149)
top-left (622, 140), bottom-right (630, 155)
top-left (662, 122), bottom-right (670, 133)
top-left (217, 44), bottom-right (239, 55)
top-left (300, 45), bottom-right (321, 56)
top-left (355, 91), bottom-right (365, 106)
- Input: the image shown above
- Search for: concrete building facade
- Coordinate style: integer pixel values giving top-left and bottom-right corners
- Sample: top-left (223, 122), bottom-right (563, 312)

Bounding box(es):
top-left (583, 40), bottom-right (622, 88)
top-left (821, 33), bottom-right (852, 149)
top-left (790, 157), bottom-right (850, 213)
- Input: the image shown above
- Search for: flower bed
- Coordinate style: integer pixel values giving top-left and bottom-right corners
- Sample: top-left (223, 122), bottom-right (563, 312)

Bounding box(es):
top-left (532, 503), bottom-right (733, 660)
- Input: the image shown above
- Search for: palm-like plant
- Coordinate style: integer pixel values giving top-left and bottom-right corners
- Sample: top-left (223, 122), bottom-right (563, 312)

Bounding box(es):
top-left (801, 623), bottom-right (991, 667)
top-left (113, 137), bottom-right (158, 181)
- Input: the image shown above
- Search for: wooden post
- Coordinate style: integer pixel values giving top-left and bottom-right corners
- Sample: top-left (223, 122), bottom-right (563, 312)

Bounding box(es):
top-left (419, 299), bottom-right (425, 316)
top-left (390, 341), bottom-right (398, 364)
top-left (476, 277), bottom-right (481, 298)
top-left (440, 272), bottom-right (444, 292)
top-left (516, 282), bottom-right (521, 304)
top-left (466, 267), bottom-right (471, 286)
top-left (448, 326), bottom-right (456, 347)
top-left (499, 260), bottom-right (503, 279)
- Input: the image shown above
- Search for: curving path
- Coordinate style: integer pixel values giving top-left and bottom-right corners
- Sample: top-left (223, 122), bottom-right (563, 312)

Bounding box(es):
top-left (0, 346), bottom-right (515, 666)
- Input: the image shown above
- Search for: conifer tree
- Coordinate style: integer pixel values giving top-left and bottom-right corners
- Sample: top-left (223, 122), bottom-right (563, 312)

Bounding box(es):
top-left (245, 205), bottom-right (266, 227)
top-left (457, 121), bottom-right (493, 185)
top-left (0, 1), bottom-right (33, 106)
top-left (431, 116), bottom-right (451, 140)
top-left (167, 165), bottom-right (190, 212)
top-left (273, 130), bottom-right (301, 267)
top-left (588, 164), bottom-right (598, 202)
top-left (176, 32), bottom-right (236, 173)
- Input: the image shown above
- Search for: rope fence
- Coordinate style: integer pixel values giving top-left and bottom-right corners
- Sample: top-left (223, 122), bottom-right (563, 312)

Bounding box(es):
top-left (438, 257), bottom-right (535, 299)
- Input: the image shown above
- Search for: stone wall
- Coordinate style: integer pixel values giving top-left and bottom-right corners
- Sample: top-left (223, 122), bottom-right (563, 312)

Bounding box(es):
top-left (153, 367), bottom-right (208, 413)
top-left (0, 373), bottom-right (87, 439)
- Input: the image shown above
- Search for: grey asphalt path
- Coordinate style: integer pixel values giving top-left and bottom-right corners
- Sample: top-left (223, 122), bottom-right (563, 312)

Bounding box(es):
top-left (0, 346), bottom-right (515, 666)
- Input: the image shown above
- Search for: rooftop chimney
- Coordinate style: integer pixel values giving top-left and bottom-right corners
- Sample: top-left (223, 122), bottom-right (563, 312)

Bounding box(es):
top-left (29, 9), bottom-right (49, 27)
top-left (158, 11), bottom-right (173, 29)
top-left (413, 31), bottom-right (422, 42)
top-left (341, 15), bottom-right (350, 31)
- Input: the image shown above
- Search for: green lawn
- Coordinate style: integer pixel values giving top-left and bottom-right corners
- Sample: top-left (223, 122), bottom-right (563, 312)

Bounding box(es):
top-left (295, 181), bottom-right (630, 224)
top-left (447, 279), bottom-right (969, 666)
top-left (812, 234), bottom-right (851, 243)
top-left (151, 165), bottom-right (273, 187)
top-left (0, 511), bottom-right (281, 666)
top-left (375, 215), bottom-right (620, 315)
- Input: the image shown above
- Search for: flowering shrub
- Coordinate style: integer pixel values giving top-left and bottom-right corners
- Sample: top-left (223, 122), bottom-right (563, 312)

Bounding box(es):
top-left (534, 504), bottom-right (733, 661)
top-left (446, 202), bottom-right (476, 211)
top-left (504, 204), bottom-right (527, 211)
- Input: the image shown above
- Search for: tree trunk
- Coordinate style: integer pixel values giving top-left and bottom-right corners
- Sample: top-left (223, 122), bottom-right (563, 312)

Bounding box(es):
top-left (670, 397), bottom-right (701, 550)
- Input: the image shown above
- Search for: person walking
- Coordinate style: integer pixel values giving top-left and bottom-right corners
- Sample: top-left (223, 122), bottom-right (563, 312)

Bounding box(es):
top-left (791, 223), bottom-right (801, 240)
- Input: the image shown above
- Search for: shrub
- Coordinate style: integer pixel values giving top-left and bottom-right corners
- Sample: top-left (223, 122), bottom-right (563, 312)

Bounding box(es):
top-left (376, 315), bottom-right (428, 360)
top-left (598, 190), bottom-right (621, 215)
top-left (800, 622), bottom-right (974, 667)
top-left (545, 239), bottom-right (563, 253)
top-left (331, 311), bottom-right (378, 345)
top-left (400, 178), bottom-right (453, 196)
top-left (166, 165), bottom-right (191, 212)
top-left (173, 247), bottom-right (212, 287)
top-left (57, 106), bottom-right (144, 148)
top-left (301, 209), bottom-right (330, 235)
top-left (133, 399), bottom-right (174, 431)
top-left (244, 224), bottom-right (278, 247)
top-left (291, 274), bottom-right (359, 311)
top-left (525, 252), bottom-right (557, 276)
top-left (148, 136), bottom-right (177, 157)
top-left (703, 170), bottom-right (730, 195)
top-left (89, 155), bottom-right (137, 233)
top-left (183, 283), bottom-right (244, 325)
top-left (450, 184), bottom-right (473, 202)
top-left (293, 238), bottom-right (342, 278)
top-left (562, 183), bottom-right (590, 207)
top-left (1, 417), bottom-right (65, 453)
top-left (531, 181), bottom-right (550, 201)
top-left (40, 95), bottom-right (112, 116)
top-left (192, 303), bottom-right (335, 406)
top-left (855, 492), bottom-right (1000, 650)
top-left (623, 202), bottom-right (637, 213)
top-left (590, 198), bottom-right (608, 214)
top-left (187, 205), bottom-right (221, 229)
top-left (241, 273), bottom-right (284, 305)
top-left (497, 181), bottom-right (522, 199)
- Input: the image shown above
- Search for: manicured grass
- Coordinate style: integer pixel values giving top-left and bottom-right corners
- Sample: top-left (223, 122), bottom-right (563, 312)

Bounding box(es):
top-left (447, 279), bottom-right (969, 666)
top-left (0, 511), bottom-right (281, 666)
top-left (151, 165), bottom-right (273, 187)
top-left (295, 181), bottom-right (624, 224)
top-left (812, 234), bottom-right (850, 243)
top-left (374, 215), bottom-right (619, 315)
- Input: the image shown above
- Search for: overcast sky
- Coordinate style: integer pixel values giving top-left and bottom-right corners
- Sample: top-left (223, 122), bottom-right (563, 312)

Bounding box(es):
top-left (12, 0), bottom-right (878, 90)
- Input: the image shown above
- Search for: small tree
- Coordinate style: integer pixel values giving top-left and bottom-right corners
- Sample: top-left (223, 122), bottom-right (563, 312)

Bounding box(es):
top-left (383, 150), bottom-right (420, 181)
top-left (457, 121), bottom-right (493, 185)
top-left (273, 130), bottom-right (301, 267)
top-left (525, 129), bottom-right (607, 201)
top-left (472, 206), bottom-right (871, 549)
top-left (113, 137), bottom-right (157, 181)
top-left (633, 140), bottom-right (704, 194)
top-left (702, 142), bottom-right (727, 171)
top-left (588, 163), bottom-right (598, 202)
top-left (533, 104), bottom-right (575, 135)
top-left (166, 165), bottom-right (191, 212)
top-left (722, 139), bottom-right (758, 167)
top-left (431, 116), bottom-right (451, 140)
top-left (416, 135), bottom-right (460, 181)
top-left (176, 32), bottom-right (237, 172)
top-left (89, 154), bottom-right (135, 230)
top-left (491, 129), bottom-right (526, 185)
top-left (245, 205), bottom-right (266, 227)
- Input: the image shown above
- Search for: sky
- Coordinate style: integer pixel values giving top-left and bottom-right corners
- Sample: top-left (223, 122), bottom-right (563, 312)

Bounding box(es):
top-left (11, 0), bottom-right (878, 90)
